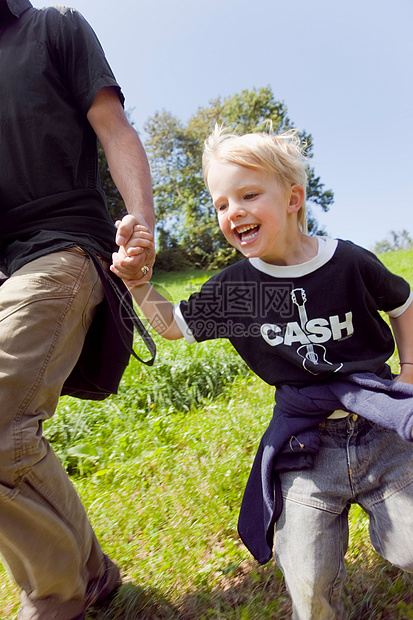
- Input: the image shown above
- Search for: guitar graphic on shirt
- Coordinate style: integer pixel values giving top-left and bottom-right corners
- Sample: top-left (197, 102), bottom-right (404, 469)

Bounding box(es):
top-left (291, 288), bottom-right (343, 375)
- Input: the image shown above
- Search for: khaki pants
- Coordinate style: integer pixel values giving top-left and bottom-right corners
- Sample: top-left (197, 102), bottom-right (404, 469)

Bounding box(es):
top-left (0, 248), bottom-right (118, 619)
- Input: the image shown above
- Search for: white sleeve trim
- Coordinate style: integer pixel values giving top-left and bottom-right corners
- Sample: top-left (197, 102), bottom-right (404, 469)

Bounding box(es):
top-left (387, 289), bottom-right (413, 318)
top-left (173, 303), bottom-right (196, 343)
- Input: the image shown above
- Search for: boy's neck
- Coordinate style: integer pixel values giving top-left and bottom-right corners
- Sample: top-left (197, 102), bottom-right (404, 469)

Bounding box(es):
top-left (261, 233), bottom-right (319, 267)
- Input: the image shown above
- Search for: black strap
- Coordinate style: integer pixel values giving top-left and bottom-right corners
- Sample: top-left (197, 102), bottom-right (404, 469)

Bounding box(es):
top-left (90, 254), bottom-right (156, 366)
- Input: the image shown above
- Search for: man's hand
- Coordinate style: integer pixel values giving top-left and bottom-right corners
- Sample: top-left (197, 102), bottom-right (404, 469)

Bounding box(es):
top-left (111, 214), bottom-right (155, 287)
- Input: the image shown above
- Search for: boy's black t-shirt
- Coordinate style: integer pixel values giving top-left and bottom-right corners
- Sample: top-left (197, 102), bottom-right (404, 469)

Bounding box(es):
top-left (176, 238), bottom-right (412, 387)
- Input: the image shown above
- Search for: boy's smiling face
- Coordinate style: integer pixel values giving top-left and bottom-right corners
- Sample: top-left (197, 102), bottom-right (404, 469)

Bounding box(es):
top-left (207, 160), bottom-right (304, 265)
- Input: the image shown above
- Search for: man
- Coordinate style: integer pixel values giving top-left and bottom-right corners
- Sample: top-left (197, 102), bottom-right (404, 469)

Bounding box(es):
top-left (0, 1), bottom-right (154, 618)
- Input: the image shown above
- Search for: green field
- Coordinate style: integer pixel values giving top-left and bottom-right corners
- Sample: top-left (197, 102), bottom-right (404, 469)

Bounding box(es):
top-left (1, 249), bottom-right (413, 619)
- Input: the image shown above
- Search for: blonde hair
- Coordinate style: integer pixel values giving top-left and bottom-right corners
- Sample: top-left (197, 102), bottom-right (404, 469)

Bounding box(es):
top-left (202, 124), bottom-right (309, 233)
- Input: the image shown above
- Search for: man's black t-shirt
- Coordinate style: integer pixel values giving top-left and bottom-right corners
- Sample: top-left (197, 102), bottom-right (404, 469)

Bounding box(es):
top-left (0, 3), bottom-right (123, 271)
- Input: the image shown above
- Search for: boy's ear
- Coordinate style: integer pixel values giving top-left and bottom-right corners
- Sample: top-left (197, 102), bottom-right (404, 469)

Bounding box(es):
top-left (287, 185), bottom-right (305, 214)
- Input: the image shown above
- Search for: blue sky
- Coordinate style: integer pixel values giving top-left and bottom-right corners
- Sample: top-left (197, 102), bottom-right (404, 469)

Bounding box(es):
top-left (33, 0), bottom-right (413, 250)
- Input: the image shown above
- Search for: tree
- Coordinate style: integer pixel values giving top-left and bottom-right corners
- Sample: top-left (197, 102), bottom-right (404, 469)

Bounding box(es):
top-left (373, 230), bottom-right (413, 254)
top-left (144, 86), bottom-right (334, 269)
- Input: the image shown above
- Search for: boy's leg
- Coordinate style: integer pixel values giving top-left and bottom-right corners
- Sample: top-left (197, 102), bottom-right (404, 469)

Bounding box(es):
top-left (274, 418), bottom-right (353, 620)
top-left (274, 502), bottom-right (348, 620)
top-left (274, 416), bottom-right (413, 620)
top-left (0, 248), bottom-right (120, 620)
top-left (355, 426), bottom-right (413, 573)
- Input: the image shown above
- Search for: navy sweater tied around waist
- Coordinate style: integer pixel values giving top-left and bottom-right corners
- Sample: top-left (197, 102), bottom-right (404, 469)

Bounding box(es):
top-left (237, 373), bottom-right (413, 565)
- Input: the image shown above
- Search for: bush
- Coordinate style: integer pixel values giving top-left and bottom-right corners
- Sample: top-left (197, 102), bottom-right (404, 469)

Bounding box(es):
top-left (45, 337), bottom-right (250, 476)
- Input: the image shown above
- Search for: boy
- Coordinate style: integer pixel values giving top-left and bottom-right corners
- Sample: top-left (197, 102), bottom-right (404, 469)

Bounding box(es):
top-left (112, 125), bottom-right (413, 619)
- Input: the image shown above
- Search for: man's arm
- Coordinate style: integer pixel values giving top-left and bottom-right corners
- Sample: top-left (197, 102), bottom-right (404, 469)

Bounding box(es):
top-left (87, 86), bottom-right (155, 277)
top-left (390, 298), bottom-right (413, 384)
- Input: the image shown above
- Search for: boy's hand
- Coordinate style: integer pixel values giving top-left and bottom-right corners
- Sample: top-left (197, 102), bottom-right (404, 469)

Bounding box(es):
top-left (390, 302), bottom-right (413, 385)
top-left (110, 215), bottom-right (155, 287)
top-left (395, 364), bottom-right (413, 385)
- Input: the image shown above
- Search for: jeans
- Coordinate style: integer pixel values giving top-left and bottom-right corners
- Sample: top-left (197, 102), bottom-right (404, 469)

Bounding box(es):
top-left (0, 248), bottom-right (119, 620)
top-left (273, 414), bottom-right (413, 620)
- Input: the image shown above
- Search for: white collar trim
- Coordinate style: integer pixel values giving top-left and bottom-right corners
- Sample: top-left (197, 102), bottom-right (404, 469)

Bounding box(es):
top-left (249, 237), bottom-right (338, 277)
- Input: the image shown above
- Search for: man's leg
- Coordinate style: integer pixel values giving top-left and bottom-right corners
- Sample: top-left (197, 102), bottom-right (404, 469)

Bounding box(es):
top-left (0, 248), bottom-right (120, 620)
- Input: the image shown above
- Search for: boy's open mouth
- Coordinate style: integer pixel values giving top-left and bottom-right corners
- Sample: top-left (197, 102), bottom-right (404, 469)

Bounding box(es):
top-left (236, 223), bottom-right (260, 244)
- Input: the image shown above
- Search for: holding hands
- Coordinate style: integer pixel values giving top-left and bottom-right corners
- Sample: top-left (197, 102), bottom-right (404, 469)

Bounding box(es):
top-left (111, 214), bottom-right (155, 288)
top-left (111, 214), bottom-right (182, 340)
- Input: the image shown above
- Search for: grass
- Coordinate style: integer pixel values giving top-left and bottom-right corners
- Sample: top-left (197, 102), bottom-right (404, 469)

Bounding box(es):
top-left (1, 249), bottom-right (413, 619)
